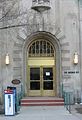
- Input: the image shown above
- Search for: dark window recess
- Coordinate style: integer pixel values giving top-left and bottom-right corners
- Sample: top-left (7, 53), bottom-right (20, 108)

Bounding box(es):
top-left (43, 81), bottom-right (53, 90)
top-left (30, 82), bottom-right (40, 90)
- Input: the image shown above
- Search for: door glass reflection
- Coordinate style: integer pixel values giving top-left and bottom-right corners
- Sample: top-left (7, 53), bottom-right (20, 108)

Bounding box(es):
top-left (43, 81), bottom-right (53, 90)
top-left (30, 68), bottom-right (40, 80)
top-left (30, 82), bottom-right (40, 90)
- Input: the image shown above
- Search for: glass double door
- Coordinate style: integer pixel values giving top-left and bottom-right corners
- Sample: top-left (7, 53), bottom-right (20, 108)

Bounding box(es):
top-left (28, 66), bottom-right (55, 96)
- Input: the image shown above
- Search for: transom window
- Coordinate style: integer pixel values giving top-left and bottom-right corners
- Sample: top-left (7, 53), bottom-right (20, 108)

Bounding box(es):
top-left (28, 40), bottom-right (55, 57)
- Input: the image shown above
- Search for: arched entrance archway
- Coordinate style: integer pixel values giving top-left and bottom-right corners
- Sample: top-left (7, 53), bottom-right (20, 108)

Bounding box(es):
top-left (27, 39), bottom-right (55, 96)
top-left (23, 32), bottom-right (61, 97)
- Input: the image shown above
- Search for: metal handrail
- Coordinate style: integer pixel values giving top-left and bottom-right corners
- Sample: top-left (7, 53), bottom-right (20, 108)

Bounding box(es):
top-left (63, 92), bottom-right (71, 113)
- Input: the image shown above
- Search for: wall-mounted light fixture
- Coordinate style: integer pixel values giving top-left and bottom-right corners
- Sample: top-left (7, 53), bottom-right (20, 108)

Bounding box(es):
top-left (73, 52), bottom-right (78, 65)
top-left (5, 53), bottom-right (10, 65)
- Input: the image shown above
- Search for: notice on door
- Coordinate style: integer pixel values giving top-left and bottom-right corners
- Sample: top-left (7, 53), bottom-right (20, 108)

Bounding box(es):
top-left (46, 72), bottom-right (50, 76)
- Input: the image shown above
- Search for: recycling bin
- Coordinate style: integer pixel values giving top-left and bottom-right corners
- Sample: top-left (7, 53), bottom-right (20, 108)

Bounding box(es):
top-left (4, 90), bottom-right (15, 116)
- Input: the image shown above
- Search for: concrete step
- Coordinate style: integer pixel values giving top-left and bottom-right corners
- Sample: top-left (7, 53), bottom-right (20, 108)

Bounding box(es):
top-left (21, 97), bottom-right (64, 106)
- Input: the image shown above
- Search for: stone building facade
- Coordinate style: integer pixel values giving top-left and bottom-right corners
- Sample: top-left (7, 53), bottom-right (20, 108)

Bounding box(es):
top-left (0, 0), bottom-right (82, 103)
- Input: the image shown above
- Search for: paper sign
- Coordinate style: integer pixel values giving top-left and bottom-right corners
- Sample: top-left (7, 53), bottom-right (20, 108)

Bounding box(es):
top-left (46, 72), bottom-right (50, 76)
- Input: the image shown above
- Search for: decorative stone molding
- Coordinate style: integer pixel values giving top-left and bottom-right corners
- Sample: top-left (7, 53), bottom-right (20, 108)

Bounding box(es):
top-left (31, 0), bottom-right (51, 12)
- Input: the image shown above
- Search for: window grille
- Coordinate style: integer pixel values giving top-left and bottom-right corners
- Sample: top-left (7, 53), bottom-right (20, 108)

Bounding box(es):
top-left (28, 40), bottom-right (55, 57)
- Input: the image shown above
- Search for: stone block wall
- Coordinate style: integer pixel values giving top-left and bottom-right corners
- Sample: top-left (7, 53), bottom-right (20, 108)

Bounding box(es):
top-left (0, 0), bottom-right (81, 101)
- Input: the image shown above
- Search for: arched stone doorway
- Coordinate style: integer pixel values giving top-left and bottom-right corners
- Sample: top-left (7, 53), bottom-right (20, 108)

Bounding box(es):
top-left (23, 32), bottom-right (61, 97)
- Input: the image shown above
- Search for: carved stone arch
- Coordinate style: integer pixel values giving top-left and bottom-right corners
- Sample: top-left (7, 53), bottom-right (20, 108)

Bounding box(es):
top-left (22, 31), bottom-right (61, 96)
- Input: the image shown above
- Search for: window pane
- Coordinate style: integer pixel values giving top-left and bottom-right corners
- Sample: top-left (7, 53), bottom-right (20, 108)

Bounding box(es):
top-left (43, 41), bottom-right (46, 53)
top-left (32, 43), bottom-right (35, 54)
top-left (36, 41), bottom-right (39, 54)
top-left (43, 68), bottom-right (53, 80)
top-left (40, 41), bottom-right (42, 53)
top-left (43, 81), bottom-right (53, 90)
top-left (47, 43), bottom-right (50, 54)
top-left (30, 82), bottom-right (40, 90)
top-left (30, 68), bottom-right (40, 80)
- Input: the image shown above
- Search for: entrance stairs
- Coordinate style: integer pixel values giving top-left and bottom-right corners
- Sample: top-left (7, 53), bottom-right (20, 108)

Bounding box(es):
top-left (21, 97), bottom-right (64, 106)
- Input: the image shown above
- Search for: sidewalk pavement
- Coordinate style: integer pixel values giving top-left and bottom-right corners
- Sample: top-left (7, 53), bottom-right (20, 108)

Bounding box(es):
top-left (0, 106), bottom-right (82, 120)
top-left (0, 105), bottom-right (4, 114)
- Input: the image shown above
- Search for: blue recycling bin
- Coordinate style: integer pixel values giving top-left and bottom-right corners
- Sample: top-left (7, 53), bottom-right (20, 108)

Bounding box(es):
top-left (4, 90), bottom-right (15, 116)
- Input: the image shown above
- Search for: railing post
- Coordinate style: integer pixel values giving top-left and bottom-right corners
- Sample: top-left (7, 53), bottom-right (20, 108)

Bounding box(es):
top-left (66, 92), bottom-right (68, 110)
top-left (69, 93), bottom-right (71, 113)
top-left (62, 83), bottom-right (64, 98)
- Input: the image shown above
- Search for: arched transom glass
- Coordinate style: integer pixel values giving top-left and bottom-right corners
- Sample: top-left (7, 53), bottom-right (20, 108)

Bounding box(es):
top-left (28, 40), bottom-right (55, 57)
